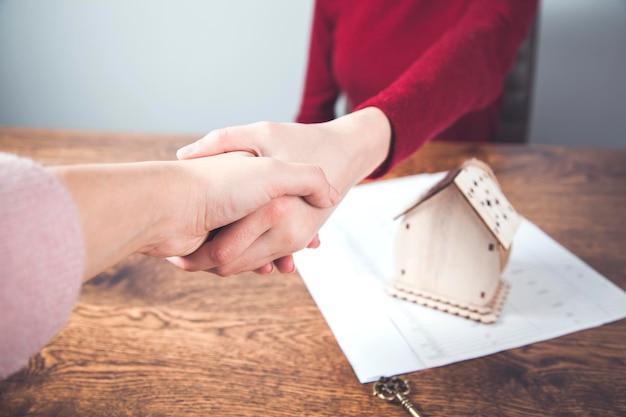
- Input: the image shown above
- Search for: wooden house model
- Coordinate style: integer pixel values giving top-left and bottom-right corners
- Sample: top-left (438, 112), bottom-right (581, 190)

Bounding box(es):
top-left (388, 159), bottom-right (522, 324)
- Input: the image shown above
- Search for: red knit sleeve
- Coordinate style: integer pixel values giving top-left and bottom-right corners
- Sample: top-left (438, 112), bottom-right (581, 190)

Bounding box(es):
top-left (358, 0), bottom-right (538, 178)
top-left (295, 0), bottom-right (340, 124)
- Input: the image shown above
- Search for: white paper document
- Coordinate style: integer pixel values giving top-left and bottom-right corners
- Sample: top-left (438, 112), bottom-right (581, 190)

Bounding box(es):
top-left (294, 173), bottom-right (626, 384)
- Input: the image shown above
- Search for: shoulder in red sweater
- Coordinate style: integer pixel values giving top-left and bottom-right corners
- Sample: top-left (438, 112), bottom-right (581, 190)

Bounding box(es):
top-left (297, 0), bottom-right (538, 176)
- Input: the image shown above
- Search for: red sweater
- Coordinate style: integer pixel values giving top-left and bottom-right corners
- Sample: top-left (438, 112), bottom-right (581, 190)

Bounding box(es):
top-left (296, 0), bottom-right (538, 177)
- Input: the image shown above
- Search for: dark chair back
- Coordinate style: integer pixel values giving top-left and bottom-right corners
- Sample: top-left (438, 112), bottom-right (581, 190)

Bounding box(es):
top-left (493, 17), bottom-right (540, 144)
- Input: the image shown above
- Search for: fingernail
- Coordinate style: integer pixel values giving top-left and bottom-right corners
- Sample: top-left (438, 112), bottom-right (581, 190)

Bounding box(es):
top-left (330, 186), bottom-right (341, 205)
top-left (176, 142), bottom-right (196, 159)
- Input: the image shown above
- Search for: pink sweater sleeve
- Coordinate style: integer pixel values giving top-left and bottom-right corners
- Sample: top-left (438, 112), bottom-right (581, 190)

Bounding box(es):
top-left (0, 153), bottom-right (84, 379)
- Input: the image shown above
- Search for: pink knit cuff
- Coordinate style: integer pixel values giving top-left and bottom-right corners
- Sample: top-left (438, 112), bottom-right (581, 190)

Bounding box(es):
top-left (0, 153), bottom-right (84, 379)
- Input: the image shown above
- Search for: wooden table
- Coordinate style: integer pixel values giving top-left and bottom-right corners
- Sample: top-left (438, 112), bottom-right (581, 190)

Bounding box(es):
top-left (1, 127), bottom-right (625, 416)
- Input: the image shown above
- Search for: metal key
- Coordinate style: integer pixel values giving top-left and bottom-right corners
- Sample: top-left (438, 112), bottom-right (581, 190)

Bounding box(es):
top-left (373, 376), bottom-right (423, 417)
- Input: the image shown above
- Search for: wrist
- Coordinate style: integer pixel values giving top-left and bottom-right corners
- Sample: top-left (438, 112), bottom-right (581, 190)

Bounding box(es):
top-left (322, 107), bottom-right (391, 194)
top-left (134, 161), bottom-right (196, 255)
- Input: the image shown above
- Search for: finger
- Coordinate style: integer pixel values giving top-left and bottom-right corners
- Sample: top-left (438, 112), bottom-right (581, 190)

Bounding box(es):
top-left (166, 255), bottom-right (199, 272)
top-left (273, 255), bottom-right (295, 274)
top-left (269, 161), bottom-right (339, 208)
top-left (172, 213), bottom-right (272, 272)
top-left (254, 263), bottom-right (274, 274)
top-left (306, 234), bottom-right (321, 248)
top-left (177, 126), bottom-right (261, 160)
top-left (208, 233), bottom-right (285, 276)
top-left (206, 196), bottom-right (323, 276)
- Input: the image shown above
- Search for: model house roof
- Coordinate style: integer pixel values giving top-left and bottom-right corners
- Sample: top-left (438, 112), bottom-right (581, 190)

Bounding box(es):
top-left (397, 159), bottom-right (521, 249)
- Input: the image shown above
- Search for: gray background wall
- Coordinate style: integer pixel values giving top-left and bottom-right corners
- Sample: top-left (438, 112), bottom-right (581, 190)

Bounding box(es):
top-left (0, 0), bottom-right (314, 135)
top-left (528, 0), bottom-right (626, 148)
top-left (1, 0), bottom-right (625, 148)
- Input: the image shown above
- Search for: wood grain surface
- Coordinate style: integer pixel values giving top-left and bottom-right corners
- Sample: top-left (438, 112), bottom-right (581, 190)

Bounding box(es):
top-left (1, 127), bottom-right (625, 416)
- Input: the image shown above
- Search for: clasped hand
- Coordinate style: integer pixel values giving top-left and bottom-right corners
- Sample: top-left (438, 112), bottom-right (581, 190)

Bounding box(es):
top-left (169, 107), bottom-right (391, 276)
top-left (169, 128), bottom-right (340, 275)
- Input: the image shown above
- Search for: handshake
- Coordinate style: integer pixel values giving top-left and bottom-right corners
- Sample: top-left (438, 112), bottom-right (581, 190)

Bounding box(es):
top-left (56, 107), bottom-right (391, 281)
top-left (162, 142), bottom-right (338, 278)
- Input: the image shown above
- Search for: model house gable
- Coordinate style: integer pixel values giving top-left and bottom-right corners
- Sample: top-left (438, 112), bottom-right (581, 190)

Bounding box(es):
top-left (396, 159), bottom-right (521, 249)
top-left (453, 163), bottom-right (521, 249)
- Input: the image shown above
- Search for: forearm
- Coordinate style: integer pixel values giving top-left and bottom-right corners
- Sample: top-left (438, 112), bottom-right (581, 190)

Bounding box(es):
top-left (49, 161), bottom-right (172, 281)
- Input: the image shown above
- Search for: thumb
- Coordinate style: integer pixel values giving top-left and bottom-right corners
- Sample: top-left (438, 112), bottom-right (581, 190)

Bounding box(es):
top-left (271, 161), bottom-right (340, 209)
top-left (177, 126), bottom-right (261, 160)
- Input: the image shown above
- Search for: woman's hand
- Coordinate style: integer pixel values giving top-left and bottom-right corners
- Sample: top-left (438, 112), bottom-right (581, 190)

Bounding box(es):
top-left (171, 107), bottom-right (391, 275)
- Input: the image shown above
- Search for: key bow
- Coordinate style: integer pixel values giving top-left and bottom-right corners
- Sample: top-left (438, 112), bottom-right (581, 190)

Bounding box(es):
top-left (373, 376), bottom-right (411, 401)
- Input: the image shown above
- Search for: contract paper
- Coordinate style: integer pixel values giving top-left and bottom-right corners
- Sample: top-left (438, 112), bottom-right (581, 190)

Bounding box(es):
top-left (294, 173), bottom-right (626, 384)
